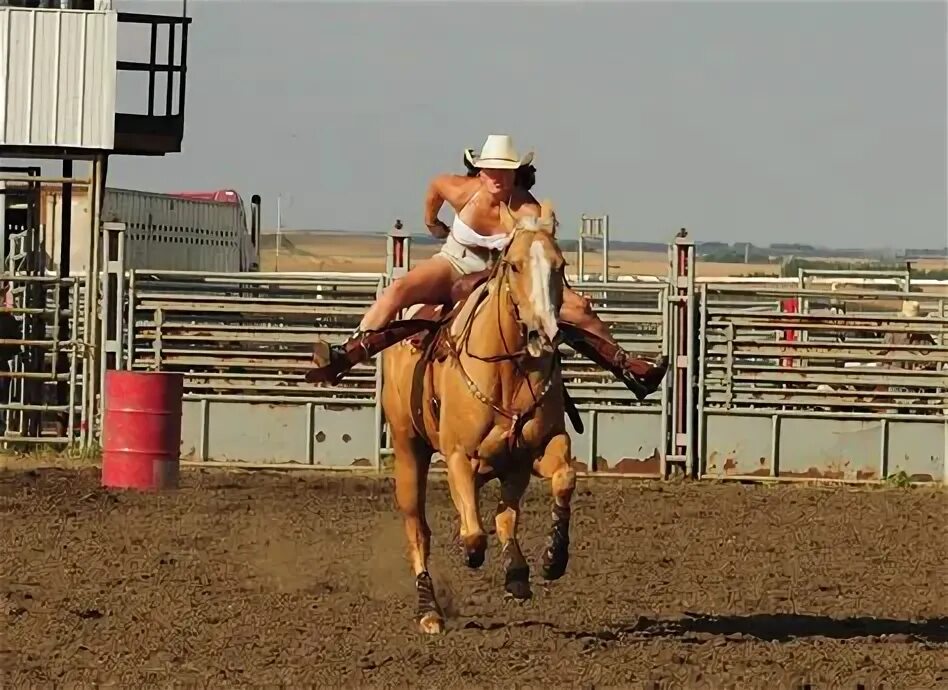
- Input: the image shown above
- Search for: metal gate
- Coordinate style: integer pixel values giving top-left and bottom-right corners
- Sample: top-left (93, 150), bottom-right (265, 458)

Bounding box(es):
top-left (121, 268), bottom-right (385, 467)
top-left (697, 282), bottom-right (947, 481)
top-left (0, 168), bottom-right (87, 446)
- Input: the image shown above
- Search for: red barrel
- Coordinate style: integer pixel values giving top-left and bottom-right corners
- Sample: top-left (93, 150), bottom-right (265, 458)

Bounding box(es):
top-left (102, 371), bottom-right (184, 491)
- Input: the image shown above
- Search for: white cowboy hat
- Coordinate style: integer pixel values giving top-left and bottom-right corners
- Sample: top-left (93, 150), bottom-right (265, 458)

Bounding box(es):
top-left (901, 300), bottom-right (920, 318)
top-left (469, 134), bottom-right (534, 170)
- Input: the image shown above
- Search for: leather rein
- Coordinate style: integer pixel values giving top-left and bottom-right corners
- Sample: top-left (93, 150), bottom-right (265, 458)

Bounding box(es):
top-left (440, 230), bottom-right (562, 446)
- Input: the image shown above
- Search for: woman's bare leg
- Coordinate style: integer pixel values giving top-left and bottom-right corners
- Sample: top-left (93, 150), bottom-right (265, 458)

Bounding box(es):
top-left (559, 287), bottom-right (613, 341)
top-left (306, 257), bottom-right (459, 384)
top-left (360, 257), bottom-right (458, 331)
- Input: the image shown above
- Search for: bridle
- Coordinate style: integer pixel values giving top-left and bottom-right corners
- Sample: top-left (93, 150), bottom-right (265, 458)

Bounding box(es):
top-left (441, 227), bottom-right (564, 447)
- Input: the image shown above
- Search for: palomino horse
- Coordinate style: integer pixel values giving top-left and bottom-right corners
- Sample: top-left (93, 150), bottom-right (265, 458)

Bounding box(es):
top-left (380, 200), bottom-right (575, 634)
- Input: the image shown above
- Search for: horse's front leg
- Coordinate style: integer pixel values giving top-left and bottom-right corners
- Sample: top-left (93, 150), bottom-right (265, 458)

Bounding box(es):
top-left (494, 464), bottom-right (532, 600)
top-left (446, 449), bottom-right (488, 568)
top-left (533, 433), bottom-right (575, 581)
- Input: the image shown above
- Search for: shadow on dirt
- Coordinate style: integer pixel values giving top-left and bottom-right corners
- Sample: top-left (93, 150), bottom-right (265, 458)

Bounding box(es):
top-left (646, 612), bottom-right (948, 643)
top-left (463, 613), bottom-right (948, 644)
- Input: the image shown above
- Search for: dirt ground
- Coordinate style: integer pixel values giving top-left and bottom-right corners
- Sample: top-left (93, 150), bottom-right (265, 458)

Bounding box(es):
top-left (1, 467), bottom-right (945, 688)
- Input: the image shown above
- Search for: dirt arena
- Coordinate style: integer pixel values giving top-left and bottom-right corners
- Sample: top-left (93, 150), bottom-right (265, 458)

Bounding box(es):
top-left (2, 466), bottom-right (945, 688)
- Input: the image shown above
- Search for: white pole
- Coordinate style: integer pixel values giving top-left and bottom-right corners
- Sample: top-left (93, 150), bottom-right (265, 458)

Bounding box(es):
top-left (276, 194), bottom-right (282, 271)
top-left (602, 214), bottom-right (610, 284)
top-left (0, 182), bottom-right (6, 270)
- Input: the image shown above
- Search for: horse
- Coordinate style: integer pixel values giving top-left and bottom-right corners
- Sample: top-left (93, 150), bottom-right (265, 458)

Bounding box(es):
top-left (380, 199), bottom-right (575, 634)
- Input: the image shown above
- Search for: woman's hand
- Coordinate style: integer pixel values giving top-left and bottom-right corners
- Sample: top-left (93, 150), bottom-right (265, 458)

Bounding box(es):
top-left (426, 220), bottom-right (450, 240)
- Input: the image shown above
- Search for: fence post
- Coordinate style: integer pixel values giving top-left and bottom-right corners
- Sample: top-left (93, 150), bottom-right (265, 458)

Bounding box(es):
top-left (579, 214), bottom-right (607, 283)
top-left (379, 220), bottom-right (411, 471)
top-left (386, 219), bottom-right (410, 281)
top-left (98, 221), bottom-right (126, 429)
top-left (666, 229), bottom-right (697, 477)
top-left (780, 297), bottom-right (798, 368)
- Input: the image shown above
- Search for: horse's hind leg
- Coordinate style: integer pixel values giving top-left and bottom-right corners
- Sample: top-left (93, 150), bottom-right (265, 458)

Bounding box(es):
top-left (495, 465), bottom-right (532, 600)
top-left (533, 433), bottom-right (576, 581)
top-left (446, 450), bottom-right (488, 568)
top-left (394, 433), bottom-right (443, 634)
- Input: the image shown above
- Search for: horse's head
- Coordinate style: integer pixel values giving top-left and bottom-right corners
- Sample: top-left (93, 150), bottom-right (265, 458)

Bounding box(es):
top-left (498, 199), bottom-right (566, 358)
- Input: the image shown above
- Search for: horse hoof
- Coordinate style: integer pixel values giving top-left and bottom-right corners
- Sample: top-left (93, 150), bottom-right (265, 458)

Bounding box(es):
top-left (504, 567), bottom-right (532, 600)
top-left (418, 611), bottom-right (444, 634)
top-left (541, 549), bottom-right (569, 581)
top-left (465, 547), bottom-right (486, 569)
top-left (463, 534), bottom-right (488, 569)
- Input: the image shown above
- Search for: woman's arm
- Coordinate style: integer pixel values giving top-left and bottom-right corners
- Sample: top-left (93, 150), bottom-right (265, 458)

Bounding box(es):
top-left (423, 174), bottom-right (473, 239)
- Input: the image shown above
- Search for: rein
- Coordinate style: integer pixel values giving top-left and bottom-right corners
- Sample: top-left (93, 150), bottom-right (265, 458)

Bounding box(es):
top-left (441, 230), bottom-right (561, 447)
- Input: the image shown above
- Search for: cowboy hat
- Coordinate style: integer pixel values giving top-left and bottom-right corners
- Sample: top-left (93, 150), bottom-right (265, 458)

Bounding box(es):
top-left (901, 300), bottom-right (920, 318)
top-left (469, 134), bottom-right (534, 170)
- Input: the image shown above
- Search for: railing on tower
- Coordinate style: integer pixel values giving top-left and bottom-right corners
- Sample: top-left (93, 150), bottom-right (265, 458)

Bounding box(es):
top-left (114, 10), bottom-right (191, 155)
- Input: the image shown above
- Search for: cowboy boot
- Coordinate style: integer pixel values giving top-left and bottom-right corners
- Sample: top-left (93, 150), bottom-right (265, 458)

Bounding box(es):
top-left (306, 320), bottom-right (436, 384)
top-left (559, 323), bottom-right (669, 401)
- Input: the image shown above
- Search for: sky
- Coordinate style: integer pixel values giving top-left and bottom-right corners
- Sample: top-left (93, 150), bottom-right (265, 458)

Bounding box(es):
top-left (100, 0), bottom-right (948, 249)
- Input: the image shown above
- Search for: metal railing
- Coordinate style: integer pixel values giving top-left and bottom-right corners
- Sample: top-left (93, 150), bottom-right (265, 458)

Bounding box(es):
top-left (4, 220), bottom-right (945, 483)
top-left (0, 275), bottom-right (86, 445)
top-left (699, 283), bottom-right (947, 416)
top-left (120, 268), bottom-right (385, 467)
top-left (114, 11), bottom-right (191, 154)
top-left (116, 12), bottom-right (190, 119)
top-left (126, 270), bottom-right (383, 403)
top-left (696, 282), bottom-right (946, 483)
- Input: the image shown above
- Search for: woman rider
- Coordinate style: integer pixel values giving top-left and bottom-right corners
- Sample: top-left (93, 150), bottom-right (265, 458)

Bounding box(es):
top-left (308, 135), bottom-right (667, 400)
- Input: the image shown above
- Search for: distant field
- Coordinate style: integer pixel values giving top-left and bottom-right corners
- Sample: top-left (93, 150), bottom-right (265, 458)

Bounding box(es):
top-left (258, 232), bottom-right (781, 277)
top-left (258, 231), bottom-right (948, 287)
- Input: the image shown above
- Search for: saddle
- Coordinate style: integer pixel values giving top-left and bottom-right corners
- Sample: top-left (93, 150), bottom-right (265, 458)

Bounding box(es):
top-left (404, 270), bottom-right (493, 350)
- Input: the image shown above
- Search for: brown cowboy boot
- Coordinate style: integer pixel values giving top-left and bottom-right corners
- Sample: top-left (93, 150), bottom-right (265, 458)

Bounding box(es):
top-left (558, 323), bottom-right (669, 401)
top-left (306, 320), bottom-right (436, 384)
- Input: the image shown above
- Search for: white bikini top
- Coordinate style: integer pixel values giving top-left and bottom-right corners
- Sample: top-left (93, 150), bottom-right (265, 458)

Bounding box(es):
top-left (450, 189), bottom-right (511, 252)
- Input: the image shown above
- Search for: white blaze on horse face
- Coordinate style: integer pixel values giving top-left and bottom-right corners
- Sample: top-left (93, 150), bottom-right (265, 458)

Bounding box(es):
top-left (529, 238), bottom-right (559, 341)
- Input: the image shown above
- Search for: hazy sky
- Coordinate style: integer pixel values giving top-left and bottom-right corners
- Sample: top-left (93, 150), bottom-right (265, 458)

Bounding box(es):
top-left (105, 0), bottom-right (946, 249)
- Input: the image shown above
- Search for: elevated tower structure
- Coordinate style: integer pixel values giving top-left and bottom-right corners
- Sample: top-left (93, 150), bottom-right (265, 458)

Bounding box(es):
top-left (0, 0), bottom-right (191, 444)
top-left (1, 0), bottom-right (191, 266)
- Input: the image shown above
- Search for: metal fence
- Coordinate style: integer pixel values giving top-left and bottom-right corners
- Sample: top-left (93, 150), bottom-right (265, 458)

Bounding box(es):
top-left (559, 281), bottom-right (668, 477)
top-left (122, 270), bottom-right (385, 467)
top-left (3, 225), bottom-right (945, 485)
top-left (0, 274), bottom-right (87, 446)
top-left (697, 283), bottom-right (946, 482)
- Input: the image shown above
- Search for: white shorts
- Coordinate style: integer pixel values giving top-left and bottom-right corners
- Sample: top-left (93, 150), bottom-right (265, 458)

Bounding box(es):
top-left (434, 233), bottom-right (500, 276)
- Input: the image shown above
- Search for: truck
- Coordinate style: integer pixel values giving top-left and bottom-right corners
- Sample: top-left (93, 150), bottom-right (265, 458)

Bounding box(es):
top-left (30, 185), bottom-right (261, 275)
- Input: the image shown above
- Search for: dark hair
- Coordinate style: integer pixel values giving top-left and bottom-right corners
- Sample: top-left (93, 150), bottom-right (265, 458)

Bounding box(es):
top-left (514, 164), bottom-right (536, 192)
top-left (462, 150), bottom-right (537, 191)
top-left (463, 150), bottom-right (478, 177)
